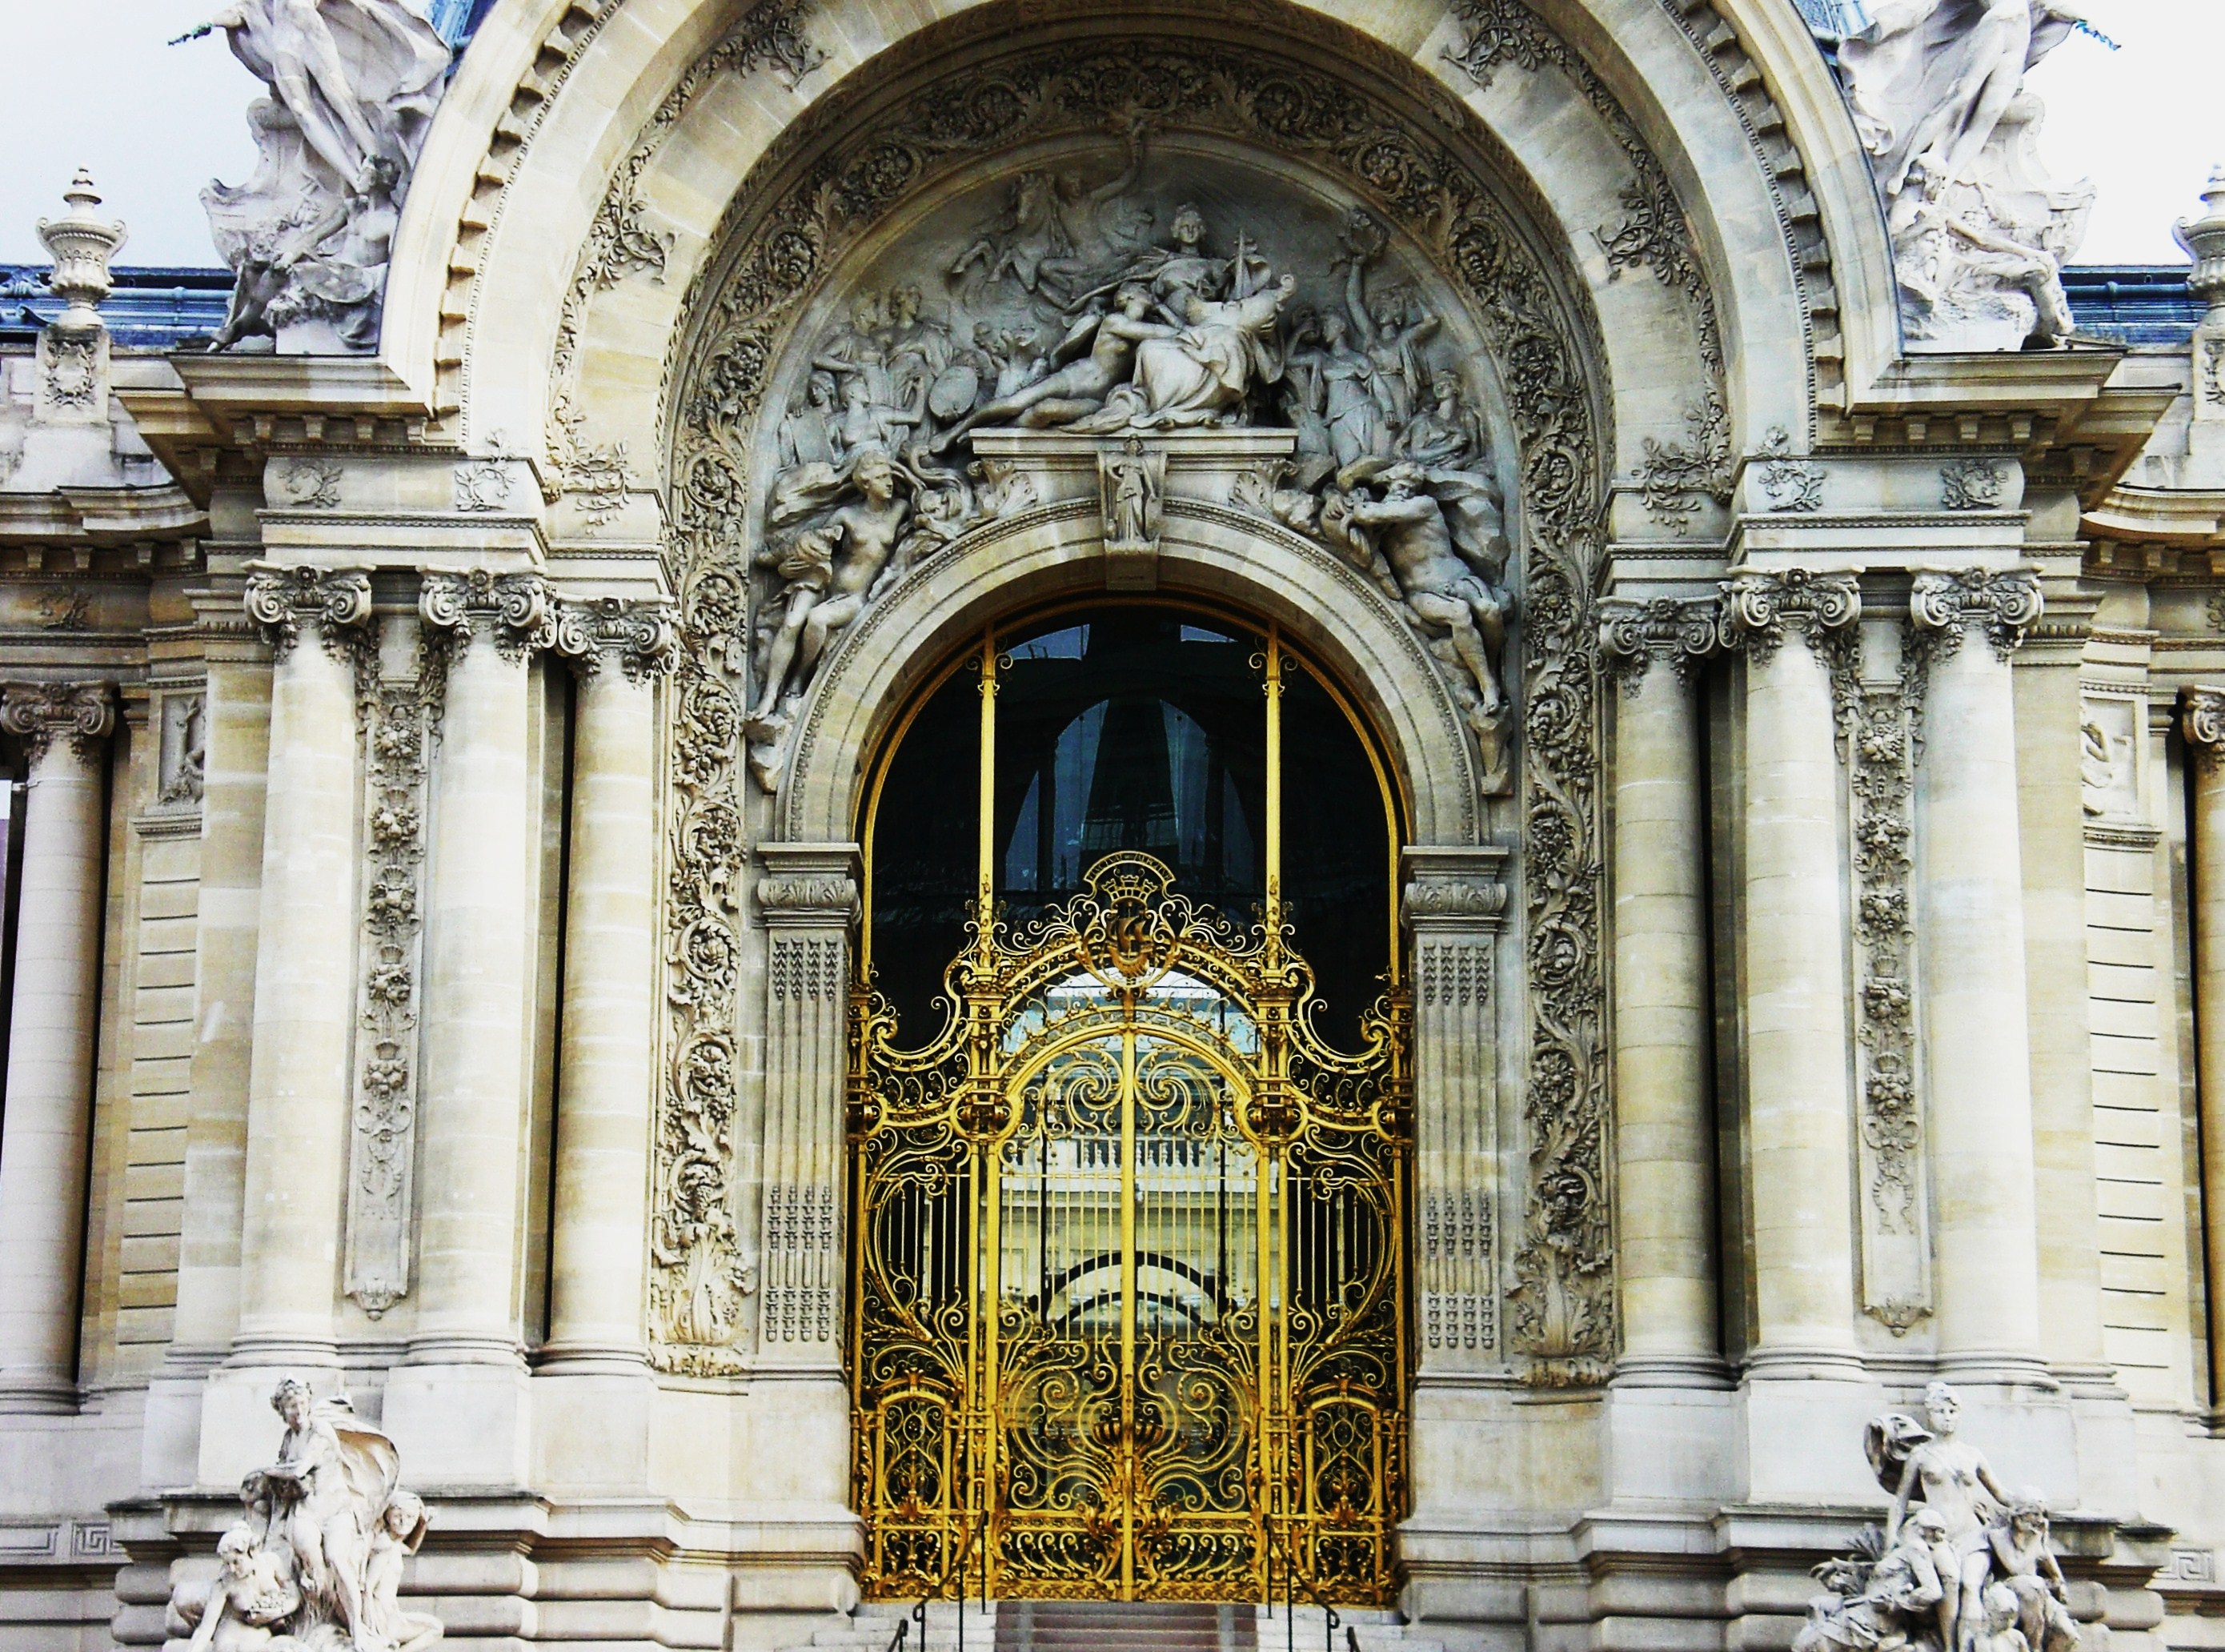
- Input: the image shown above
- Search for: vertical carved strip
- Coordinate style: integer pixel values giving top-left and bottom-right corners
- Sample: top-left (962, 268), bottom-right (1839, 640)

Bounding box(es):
top-left (757, 857), bottom-right (857, 1361)
top-left (342, 621), bottom-right (435, 1317)
top-left (1407, 851), bottom-right (1507, 1371)
top-left (1833, 628), bottom-right (1933, 1333)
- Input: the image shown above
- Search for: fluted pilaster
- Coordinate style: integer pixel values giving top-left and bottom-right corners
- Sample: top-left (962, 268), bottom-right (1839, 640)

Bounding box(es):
top-left (2182, 685), bottom-right (2225, 1407)
top-left (0, 682), bottom-right (115, 1411)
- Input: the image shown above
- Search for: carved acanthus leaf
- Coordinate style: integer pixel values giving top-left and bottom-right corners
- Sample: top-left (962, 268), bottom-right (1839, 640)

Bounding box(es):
top-left (418, 570), bottom-right (557, 664)
top-left (1907, 567), bottom-right (2043, 662)
top-left (1597, 595), bottom-right (1718, 689)
top-left (243, 563), bottom-right (375, 664)
top-left (1719, 567), bottom-right (1862, 667)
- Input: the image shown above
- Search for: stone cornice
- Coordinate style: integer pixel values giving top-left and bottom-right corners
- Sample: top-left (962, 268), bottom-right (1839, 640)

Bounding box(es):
top-left (242, 563), bottom-right (374, 663)
top-left (756, 841), bottom-right (862, 928)
top-left (1401, 846), bottom-right (1511, 935)
top-left (0, 680), bottom-right (117, 761)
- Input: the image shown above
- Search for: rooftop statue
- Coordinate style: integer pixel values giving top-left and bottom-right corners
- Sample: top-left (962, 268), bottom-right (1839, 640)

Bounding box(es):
top-left (180, 0), bottom-right (451, 352)
top-left (1817, 0), bottom-right (2095, 349)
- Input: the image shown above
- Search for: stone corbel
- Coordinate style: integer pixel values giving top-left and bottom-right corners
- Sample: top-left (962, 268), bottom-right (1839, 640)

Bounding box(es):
top-left (417, 569), bottom-right (557, 665)
top-left (752, 842), bottom-right (861, 1364)
top-left (243, 563), bottom-right (375, 664)
top-left (1907, 567), bottom-right (2045, 662)
top-left (1718, 567), bottom-right (1862, 665)
top-left (552, 595), bottom-right (681, 682)
top-left (1597, 595), bottom-right (1720, 691)
top-left (0, 682), bottom-right (117, 763)
top-left (1403, 845), bottom-right (1508, 1370)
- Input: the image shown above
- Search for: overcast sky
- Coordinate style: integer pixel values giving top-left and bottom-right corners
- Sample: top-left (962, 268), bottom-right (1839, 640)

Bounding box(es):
top-left (2, 0), bottom-right (2217, 271)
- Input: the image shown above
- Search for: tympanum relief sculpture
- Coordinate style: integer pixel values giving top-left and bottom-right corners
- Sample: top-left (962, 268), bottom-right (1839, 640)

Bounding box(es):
top-left (1808, 1), bottom-right (2095, 350)
top-left (164, 1381), bottom-right (440, 1652)
top-left (1800, 1384), bottom-right (2080, 1652)
top-left (183, 0), bottom-right (451, 352)
top-left (745, 134), bottom-right (1517, 792)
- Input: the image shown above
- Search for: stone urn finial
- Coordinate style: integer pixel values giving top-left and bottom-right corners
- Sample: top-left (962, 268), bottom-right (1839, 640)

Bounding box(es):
top-left (2176, 163), bottom-right (2225, 311)
top-left (35, 167), bottom-right (126, 335)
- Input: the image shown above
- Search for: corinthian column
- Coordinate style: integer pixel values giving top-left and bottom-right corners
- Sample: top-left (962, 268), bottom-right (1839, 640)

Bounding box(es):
top-left (231, 567), bottom-right (373, 1371)
top-left (1722, 569), bottom-right (1865, 1380)
top-left (544, 600), bottom-right (676, 1369)
top-left (1909, 569), bottom-right (2047, 1383)
top-left (2181, 687), bottom-right (2225, 1406)
top-left (0, 682), bottom-right (115, 1412)
top-left (1598, 598), bottom-right (1722, 1382)
top-left (382, 570), bottom-right (551, 1486)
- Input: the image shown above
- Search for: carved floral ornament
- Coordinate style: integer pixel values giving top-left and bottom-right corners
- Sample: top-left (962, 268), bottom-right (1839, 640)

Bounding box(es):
top-left (243, 563), bottom-right (375, 661)
top-left (647, 22), bottom-right (1643, 1377)
top-left (2183, 687), bottom-right (2225, 774)
top-left (0, 681), bottom-right (118, 761)
top-left (1598, 595), bottom-right (1720, 688)
top-left (1906, 567), bottom-right (2044, 661)
top-left (1719, 567), bottom-right (1862, 665)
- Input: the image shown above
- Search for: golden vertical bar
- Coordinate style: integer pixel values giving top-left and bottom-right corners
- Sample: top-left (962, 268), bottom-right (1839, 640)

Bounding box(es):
top-left (982, 1085), bottom-right (1005, 1602)
top-left (976, 627), bottom-right (998, 943)
top-left (972, 625), bottom-right (997, 1569)
top-left (1263, 627), bottom-right (1284, 938)
top-left (1120, 1024), bottom-right (1138, 1600)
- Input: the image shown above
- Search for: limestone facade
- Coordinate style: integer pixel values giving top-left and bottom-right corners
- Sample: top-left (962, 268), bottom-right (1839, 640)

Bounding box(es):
top-left (0, 2), bottom-right (2223, 1649)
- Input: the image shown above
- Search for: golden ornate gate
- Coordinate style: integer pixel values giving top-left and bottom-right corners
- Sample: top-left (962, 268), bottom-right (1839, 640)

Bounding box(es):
top-left (849, 851), bottom-right (1409, 1603)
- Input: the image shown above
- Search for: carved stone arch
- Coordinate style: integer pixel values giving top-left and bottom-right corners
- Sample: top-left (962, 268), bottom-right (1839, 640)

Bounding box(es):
top-left (391, 0), bottom-right (1881, 491)
top-left (640, 8), bottom-right (1625, 1380)
top-left (776, 502), bottom-right (1484, 850)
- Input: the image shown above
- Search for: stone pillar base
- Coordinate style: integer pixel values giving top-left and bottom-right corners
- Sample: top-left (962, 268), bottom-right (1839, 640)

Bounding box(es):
top-left (1602, 1383), bottom-right (1737, 1506)
top-left (382, 1361), bottom-right (532, 1489)
top-left (530, 1362), bottom-right (656, 1495)
top-left (1738, 1369), bottom-right (1884, 1504)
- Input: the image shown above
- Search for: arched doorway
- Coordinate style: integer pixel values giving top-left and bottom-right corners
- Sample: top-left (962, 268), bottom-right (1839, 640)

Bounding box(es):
top-left (851, 603), bottom-right (1409, 1603)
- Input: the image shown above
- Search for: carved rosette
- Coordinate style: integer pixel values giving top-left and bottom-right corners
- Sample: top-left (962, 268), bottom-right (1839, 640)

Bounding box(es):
top-left (0, 681), bottom-right (117, 763)
top-left (1907, 567), bottom-right (2044, 663)
top-left (2183, 686), bottom-right (2225, 776)
top-left (555, 596), bottom-right (681, 683)
top-left (1598, 595), bottom-right (1719, 691)
top-left (1719, 567), bottom-right (1862, 667)
top-left (243, 563), bottom-right (375, 664)
top-left (1405, 848), bottom-right (1507, 1371)
top-left (418, 570), bottom-right (558, 664)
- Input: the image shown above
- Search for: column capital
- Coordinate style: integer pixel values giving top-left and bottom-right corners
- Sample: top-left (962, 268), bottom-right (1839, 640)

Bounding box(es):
top-left (2183, 685), bottom-right (2225, 771)
top-left (243, 563), bottom-right (374, 663)
top-left (1598, 595), bottom-right (1720, 689)
top-left (1909, 567), bottom-right (2044, 661)
top-left (756, 841), bottom-right (862, 927)
top-left (1401, 845), bottom-right (1509, 934)
top-left (0, 680), bottom-right (116, 763)
top-left (418, 569), bottom-right (557, 664)
top-left (1719, 567), bottom-right (1862, 665)
top-left (554, 596), bottom-right (680, 683)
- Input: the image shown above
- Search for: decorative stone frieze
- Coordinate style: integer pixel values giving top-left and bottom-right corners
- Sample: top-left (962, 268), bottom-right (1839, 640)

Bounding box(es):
top-left (418, 569), bottom-right (556, 665)
top-left (0, 681), bottom-right (117, 761)
top-left (1719, 567), bottom-right (1862, 666)
top-left (1908, 567), bottom-right (2045, 662)
top-left (1598, 595), bottom-right (1720, 689)
top-left (1405, 847), bottom-right (1507, 1372)
top-left (555, 596), bottom-right (680, 683)
top-left (242, 563), bottom-right (374, 664)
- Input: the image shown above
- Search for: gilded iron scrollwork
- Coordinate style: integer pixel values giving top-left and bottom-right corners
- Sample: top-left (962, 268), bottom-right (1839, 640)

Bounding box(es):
top-left (850, 852), bottom-right (1409, 1603)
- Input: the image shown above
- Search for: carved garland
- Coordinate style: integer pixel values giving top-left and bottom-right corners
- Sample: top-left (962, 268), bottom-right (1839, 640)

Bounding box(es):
top-left (656, 33), bottom-right (1626, 1377)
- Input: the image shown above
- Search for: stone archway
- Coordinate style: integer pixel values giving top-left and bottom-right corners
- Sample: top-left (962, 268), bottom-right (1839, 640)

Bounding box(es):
top-left (643, 10), bottom-right (1632, 1396)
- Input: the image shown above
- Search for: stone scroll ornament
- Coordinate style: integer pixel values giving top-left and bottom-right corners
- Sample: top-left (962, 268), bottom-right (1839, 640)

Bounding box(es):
top-left (244, 563), bottom-right (377, 664)
top-left (0, 682), bottom-right (118, 762)
top-left (661, 27), bottom-right (1622, 1377)
top-left (1804, 2), bottom-right (2097, 350)
top-left (163, 1380), bottom-right (442, 1651)
top-left (181, 0), bottom-right (451, 353)
top-left (1798, 1383), bottom-right (2079, 1652)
